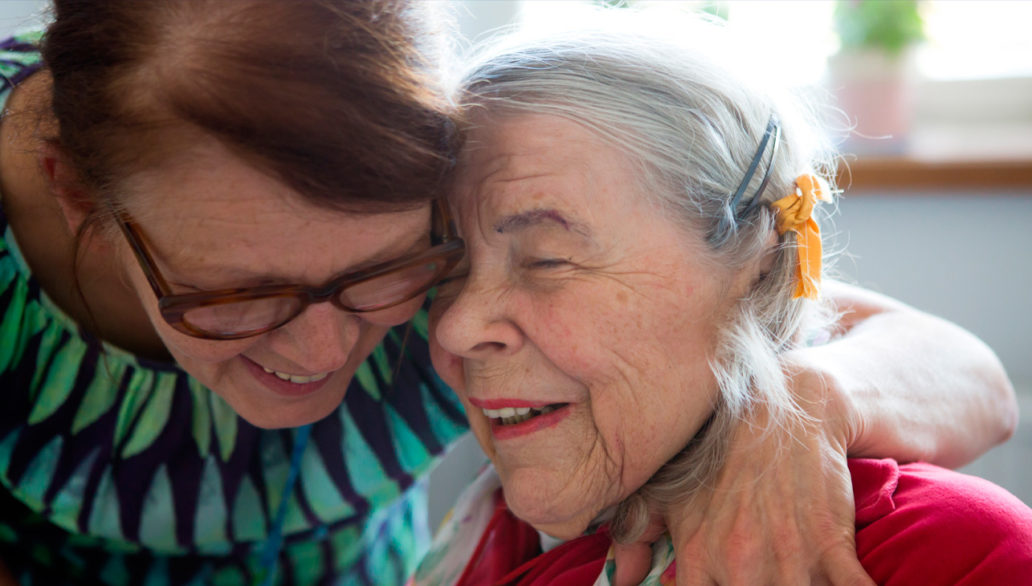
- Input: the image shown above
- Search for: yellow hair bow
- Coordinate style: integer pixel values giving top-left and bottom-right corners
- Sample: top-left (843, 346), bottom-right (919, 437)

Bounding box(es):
top-left (770, 174), bottom-right (831, 300)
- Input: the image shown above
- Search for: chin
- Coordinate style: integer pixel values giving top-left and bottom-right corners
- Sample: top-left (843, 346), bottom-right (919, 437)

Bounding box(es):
top-left (503, 483), bottom-right (597, 540)
top-left (228, 392), bottom-right (341, 430)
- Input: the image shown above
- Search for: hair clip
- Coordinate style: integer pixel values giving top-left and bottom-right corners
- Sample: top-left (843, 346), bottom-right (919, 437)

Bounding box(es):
top-left (730, 113), bottom-right (781, 219)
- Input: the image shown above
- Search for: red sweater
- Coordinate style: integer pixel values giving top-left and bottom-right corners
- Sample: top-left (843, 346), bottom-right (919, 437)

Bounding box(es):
top-left (461, 459), bottom-right (1032, 585)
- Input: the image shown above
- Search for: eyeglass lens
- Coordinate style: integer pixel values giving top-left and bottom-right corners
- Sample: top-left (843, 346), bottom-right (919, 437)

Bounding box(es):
top-left (179, 254), bottom-right (453, 337)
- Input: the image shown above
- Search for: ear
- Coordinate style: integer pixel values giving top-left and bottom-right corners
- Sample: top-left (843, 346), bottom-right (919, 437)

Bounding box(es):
top-left (39, 142), bottom-right (96, 236)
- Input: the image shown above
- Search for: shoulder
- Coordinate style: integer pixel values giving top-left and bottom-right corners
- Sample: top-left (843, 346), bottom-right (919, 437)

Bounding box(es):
top-left (850, 458), bottom-right (1032, 585)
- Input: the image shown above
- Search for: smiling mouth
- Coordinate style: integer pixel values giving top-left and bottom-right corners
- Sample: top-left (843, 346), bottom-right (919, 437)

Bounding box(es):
top-left (481, 404), bottom-right (567, 426)
top-left (261, 366), bottom-right (331, 384)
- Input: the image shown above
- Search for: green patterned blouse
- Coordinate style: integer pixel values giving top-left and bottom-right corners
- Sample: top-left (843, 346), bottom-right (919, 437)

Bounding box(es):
top-left (0, 31), bottom-right (468, 585)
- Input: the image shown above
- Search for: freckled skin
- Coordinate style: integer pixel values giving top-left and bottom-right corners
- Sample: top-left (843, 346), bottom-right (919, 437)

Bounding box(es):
top-left (430, 113), bottom-right (754, 538)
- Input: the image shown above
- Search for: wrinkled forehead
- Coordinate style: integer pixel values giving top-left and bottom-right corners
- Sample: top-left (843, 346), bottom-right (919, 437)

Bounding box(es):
top-left (450, 112), bottom-right (627, 212)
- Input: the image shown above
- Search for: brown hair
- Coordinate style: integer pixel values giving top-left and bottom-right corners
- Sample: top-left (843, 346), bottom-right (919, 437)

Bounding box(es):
top-left (42, 0), bottom-right (455, 214)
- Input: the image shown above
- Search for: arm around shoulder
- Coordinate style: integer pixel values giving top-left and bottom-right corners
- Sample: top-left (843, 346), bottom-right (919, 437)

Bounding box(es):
top-left (792, 280), bottom-right (1017, 467)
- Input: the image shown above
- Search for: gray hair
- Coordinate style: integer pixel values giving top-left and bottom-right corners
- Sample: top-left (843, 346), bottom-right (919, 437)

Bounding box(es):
top-left (452, 12), bottom-right (839, 542)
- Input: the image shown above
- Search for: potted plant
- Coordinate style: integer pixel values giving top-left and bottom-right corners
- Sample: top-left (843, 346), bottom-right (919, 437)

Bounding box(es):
top-left (828, 0), bottom-right (925, 155)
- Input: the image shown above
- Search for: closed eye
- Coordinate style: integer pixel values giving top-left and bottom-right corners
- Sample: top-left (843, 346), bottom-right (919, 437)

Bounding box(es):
top-left (527, 258), bottom-right (570, 269)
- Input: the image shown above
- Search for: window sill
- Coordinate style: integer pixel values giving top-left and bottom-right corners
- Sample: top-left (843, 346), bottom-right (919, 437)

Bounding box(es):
top-left (838, 157), bottom-right (1032, 192)
top-left (836, 123), bottom-right (1032, 193)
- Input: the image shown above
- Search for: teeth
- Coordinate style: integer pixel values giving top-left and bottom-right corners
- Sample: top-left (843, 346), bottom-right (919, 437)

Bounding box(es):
top-left (482, 405), bottom-right (560, 426)
top-left (262, 366), bottom-right (330, 384)
top-left (482, 407), bottom-right (531, 419)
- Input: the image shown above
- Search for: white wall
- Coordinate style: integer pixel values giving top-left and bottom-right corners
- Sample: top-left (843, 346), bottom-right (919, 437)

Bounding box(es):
top-left (831, 192), bottom-right (1032, 387)
top-left (0, 1), bottom-right (46, 33)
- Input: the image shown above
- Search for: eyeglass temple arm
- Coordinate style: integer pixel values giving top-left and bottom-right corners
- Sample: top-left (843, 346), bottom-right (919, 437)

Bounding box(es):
top-left (110, 206), bottom-right (174, 297)
top-left (432, 197), bottom-right (459, 243)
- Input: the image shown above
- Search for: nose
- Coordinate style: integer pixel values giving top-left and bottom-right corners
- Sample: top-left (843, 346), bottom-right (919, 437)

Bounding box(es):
top-left (267, 301), bottom-right (361, 372)
top-left (431, 276), bottom-right (524, 363)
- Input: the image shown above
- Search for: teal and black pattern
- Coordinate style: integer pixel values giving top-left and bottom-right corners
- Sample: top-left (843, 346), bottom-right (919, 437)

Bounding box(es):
top-left (0, 33), bottom-right (468, 585)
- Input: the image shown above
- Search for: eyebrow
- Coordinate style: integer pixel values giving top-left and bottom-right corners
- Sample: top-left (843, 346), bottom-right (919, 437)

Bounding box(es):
top-left (493, 209), bottom-right (590, 237)
top-left (161, 228), bottom-right (432, 286)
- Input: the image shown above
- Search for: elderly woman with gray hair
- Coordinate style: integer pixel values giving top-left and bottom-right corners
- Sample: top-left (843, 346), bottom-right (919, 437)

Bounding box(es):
top-left (411, 17), bottom-right (1032, 586)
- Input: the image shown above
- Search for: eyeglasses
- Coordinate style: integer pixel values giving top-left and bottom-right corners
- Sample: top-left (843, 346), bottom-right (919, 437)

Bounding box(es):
top-left (114, 199), bottom-right (465, 340)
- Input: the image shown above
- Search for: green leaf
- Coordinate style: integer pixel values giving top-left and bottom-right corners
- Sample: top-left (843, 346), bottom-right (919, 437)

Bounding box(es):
top-left (142, 557), bottom-right (171, 586)
top-left (259, 433), bottom-right (289, 519)
top-left (139, 464), bottom-right (179, 552)
top-left (371, 344), bottom-right (394, 386)
top-left (99, 555), bottom-right (130, 586)
top-left (329, 525), bottom-right (363, 572)
top-left (209, 392), bottom-right (238, 463)
top-left (284, 538), bottom-right (326, 585)
top-left (834, 0), bottom-right (924, 56)
top-left (353, 361), bottom-right (381, 401)
top-left (420, 383), bottom-right (469, 447)
top-left (48, 447), bottom-right (102, 533)
top-left (113, 369), bottom-right (155, 452)
top-left (385, 404), bottom-right (433, 475)
top-left (0, 429), bottom-right (19, 479)
top-left (87, 469), bottom-right (124, 541)
top-left (72, 359), bottom-right (128, 434)
top-left (299, 438), bottom-right (354, 523)
top-left (0, 272), bottom-right (30, 372)
top-left (29, 322), bottom-right (64, 401)
top-left (193, 457), bottom-right (228, 548)
top-left (410, 309), bottom-right (430, 340)
top-left (211, 566), bottom-right (246, 586)
top-left (28, 336), bottom-right (88, 425)
top-left (230, 475), bottom-right (267, 543)
top-left (188, 378), bottom-right (212, 457)
top-left (16, 435), bottom-right (63, 510)
top-left (340, 408), bottom-right (397, 509)
top-left (121, 373), bottom-right (176, 459)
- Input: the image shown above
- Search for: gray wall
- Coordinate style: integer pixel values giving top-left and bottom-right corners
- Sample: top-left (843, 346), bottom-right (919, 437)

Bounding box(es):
top-left (832, 191), bottom-right (1032, 507)
top-left (831, 192), bottom-right (1032, 387)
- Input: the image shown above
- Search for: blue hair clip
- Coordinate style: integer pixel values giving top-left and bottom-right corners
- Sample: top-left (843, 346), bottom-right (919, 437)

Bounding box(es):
top-left (729, 113), bottom-right (781, 219)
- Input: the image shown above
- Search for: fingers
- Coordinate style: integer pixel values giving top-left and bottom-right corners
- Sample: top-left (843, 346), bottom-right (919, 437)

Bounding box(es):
top-left (611, 542), bottom-right (654, 586)
top-left (677, 569), bottom-right (718, 586)
top-left (671, 541), bottom-right (876, 586)
top-left (820, 543), bottom-right (877, 586)
top-left (612, 516), bottom-right (670, 586)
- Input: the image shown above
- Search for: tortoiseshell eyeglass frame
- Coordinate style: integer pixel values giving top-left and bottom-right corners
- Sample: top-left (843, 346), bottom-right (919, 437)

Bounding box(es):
top-left (113, 198), bottom-right (465, 340)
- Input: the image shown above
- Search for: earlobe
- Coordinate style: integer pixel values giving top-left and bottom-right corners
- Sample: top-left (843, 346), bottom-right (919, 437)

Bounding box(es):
top-left (40, 142), bottom-right (95, 236)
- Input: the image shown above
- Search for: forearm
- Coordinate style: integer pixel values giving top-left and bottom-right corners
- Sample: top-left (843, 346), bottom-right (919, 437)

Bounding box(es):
top-left (801, 282), bottom-right (1017, 468)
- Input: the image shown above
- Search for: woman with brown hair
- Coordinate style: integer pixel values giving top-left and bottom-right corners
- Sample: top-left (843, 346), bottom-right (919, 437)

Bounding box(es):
top-left (0, 1), bottom-right (1017, 584)
top-left (0, 1), bottom-right (465, 583)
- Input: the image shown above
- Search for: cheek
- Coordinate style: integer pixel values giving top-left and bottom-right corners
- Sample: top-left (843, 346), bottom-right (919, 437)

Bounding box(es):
top-left (428, 334), bottom-right (464, 392)
top-left (156, 323), bottom-right (254, 366)
top-left (428, 294), bottom-right (465, 391)
top-left (541, 289), bottom-right (717, 440)
top-left (368, 295), bottom-right (427, 327)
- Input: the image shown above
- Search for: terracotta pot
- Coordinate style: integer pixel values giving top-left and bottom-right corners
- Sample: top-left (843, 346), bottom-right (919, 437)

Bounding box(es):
top-left (827, 49), bottom-right (917, 155)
